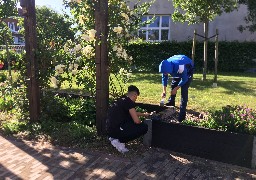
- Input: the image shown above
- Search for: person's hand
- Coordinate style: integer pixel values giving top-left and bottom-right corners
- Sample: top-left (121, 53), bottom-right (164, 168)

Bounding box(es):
top-left (150, 111), bottom-right (156, 116)
top-left (143, 112), bottom-right (150, 117)
top-left (161, 92), bottom-right (166, 98)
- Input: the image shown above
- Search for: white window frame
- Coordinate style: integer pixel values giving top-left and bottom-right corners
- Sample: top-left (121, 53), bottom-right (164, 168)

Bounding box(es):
top-left (138, 15), bottom-right (171, 42)
top-left (8, 22), bottom-right (16, 32)
top-left (14, 37), bottom-right (19, 44)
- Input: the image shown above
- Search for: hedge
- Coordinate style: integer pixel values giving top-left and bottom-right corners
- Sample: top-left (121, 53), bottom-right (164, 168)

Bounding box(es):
top-left (126, 41), bottom-right (256, 73)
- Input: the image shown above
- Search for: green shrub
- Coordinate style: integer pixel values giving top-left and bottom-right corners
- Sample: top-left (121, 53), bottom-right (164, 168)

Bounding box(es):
top-left (126, 41), bottom-right (256, 72)
top-left (1, 119), bottom-right (97, 146)
top-left (40, 92), bottom-right (96, 126)
top-left (0, 73), bottom-right (6, 82)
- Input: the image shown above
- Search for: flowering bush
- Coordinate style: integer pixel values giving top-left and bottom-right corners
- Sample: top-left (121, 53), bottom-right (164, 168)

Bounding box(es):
top-left (57, 0), bottom-right (153, 97)
top-left (182, 105), bottom-right (256, 135)
top-left (211, 105), bottom-right (256, 135)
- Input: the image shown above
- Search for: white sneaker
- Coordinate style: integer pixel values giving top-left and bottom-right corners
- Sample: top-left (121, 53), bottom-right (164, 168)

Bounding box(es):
top-left (111, 139), bottom-right (129, 153)
top-left (116, 142), bottom-right (129, 153)
top-left (109, 137), bottom-right (115, 141)
top-left (111, 139), bottom-right (120, 149)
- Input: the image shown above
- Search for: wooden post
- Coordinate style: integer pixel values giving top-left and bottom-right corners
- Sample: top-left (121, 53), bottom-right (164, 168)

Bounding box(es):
top-left (4, 31), bottom-right (12, 83)
top-left (95, 0), bottom-right (109, 135)
top-left (203, 20), bottom-right (209, 81)
top-left (214, 29), bottom-right (219, 84)
top-left (192, 29), bottom-right (196, 63)
top-left (22, 0), bottom-right (40, 122)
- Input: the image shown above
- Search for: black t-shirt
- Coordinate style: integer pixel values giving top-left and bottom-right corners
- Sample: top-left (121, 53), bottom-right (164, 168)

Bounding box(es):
top-left (107, 96), bottom-right (135, 132)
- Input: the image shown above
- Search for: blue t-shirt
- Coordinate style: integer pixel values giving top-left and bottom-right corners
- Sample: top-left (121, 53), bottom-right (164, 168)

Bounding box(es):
top-left (159, 55), bottom-right (194, 87)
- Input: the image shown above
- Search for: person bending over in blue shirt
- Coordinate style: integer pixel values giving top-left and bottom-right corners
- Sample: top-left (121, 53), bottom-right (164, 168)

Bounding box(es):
top-left (159, 55), bottom-right (194, 122)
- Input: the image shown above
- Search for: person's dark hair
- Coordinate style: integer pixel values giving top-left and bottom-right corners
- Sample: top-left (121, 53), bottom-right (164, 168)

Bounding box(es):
top-left (128, 85), bottom-right (140, 96)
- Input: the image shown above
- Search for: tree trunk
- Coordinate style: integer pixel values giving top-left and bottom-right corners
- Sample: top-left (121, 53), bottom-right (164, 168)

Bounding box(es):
top-left (24, 0), bottom-right (40, 122)
top-left (203, 20), bottom-right (209, 81)
top-left (95, 0), bottom-right (109, 136)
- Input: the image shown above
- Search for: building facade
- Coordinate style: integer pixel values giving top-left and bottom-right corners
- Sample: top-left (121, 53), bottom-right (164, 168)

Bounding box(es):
top-left (133, 0), bottom-right (255, 42)
top-left (3, 17), bottom-right (24, 45)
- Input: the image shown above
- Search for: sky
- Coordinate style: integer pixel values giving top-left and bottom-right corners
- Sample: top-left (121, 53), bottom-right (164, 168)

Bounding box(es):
top-left (35, 0), bottom-right (68, 13)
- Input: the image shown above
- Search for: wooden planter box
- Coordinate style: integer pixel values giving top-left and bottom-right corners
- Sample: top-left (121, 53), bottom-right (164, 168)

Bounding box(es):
top-left (136, 103), bottom-right (256, 169)
top-left (152, 121), bottom-right (256, 169)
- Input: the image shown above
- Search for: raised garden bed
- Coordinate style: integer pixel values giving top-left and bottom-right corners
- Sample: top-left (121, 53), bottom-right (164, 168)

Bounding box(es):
top-left (136, 103), bottom-right (256, 169)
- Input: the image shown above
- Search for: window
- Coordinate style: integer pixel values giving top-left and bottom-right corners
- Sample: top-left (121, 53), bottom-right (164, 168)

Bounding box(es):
top-left (8, 22), bottom-right (16, 32)
top-left (138, 15), bottom-right (170, 41)
top-left (18, 37), bottom-right (25, 44)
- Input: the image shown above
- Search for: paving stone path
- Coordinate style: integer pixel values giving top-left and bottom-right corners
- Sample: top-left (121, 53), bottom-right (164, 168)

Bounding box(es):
top-left (0, 135), bottom-right (256, 180)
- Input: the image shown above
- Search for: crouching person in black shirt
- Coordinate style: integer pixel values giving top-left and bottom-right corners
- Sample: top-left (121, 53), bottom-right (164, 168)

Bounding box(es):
top-left (107, 85), bottom-right (150, 153)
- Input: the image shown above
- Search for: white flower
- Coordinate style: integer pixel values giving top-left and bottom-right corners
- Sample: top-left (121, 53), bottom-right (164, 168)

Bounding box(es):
top-left (83, 45), bottom-right (93, 53)
top-left (72, 70), bottom-right (78, 75)
top-left (113, 45), bottom-right (118, 51)
top-left (127, 73), bottom-right (132, 78)
top-left (88, 29), bottom-right (97, 41)
top-left (75, 44), bottom-right (82, 52)
top-left (79, 15), bottom-right (85, 25)
top-left (70, 0), bottom-right (81, 3)
top-left (64, 44), bottom-right (69, 52)
top-left (88, 29), bottom-right (97, 38)
top-left (113, 26), bottom-right (123, 34)
top-left (122, 51), bottom-right (128, 60)
top-left (121, 13), bottom-right (129, 21)
top-left (81, 34), bottom-right (90, 41)
top-left (69, 63), bottom-right (79, 72)
top-left (50, 76), bottom-right (59, 89)
top-left (82, 45), bottom-right (94, 57)
top-left (119, 68), bottom-right (125, 74)
top-left (73, 63), bottom-right (79, 69)
top-left (55, 64), bottom-right (65, 75)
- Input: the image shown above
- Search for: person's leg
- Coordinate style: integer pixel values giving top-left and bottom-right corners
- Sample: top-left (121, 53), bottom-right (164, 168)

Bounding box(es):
top-left (166, 77), bottom-right (180, 106)
top-left (179, 77), bottom-right (192, 122)
top-left (108, 129), bottom-right (129, 153)
top-left (118, 121), bottom-right (148, 143)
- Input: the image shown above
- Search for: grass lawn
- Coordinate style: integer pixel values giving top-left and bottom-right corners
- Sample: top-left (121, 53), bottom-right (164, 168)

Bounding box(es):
top-left (128, 72), bottom-right (256, 112)
top-left (3, 70), bottom-right (256, 113)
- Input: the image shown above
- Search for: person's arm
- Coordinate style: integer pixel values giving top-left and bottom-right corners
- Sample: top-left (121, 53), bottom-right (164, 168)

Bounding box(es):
top-left (129, 108), bottom-right (142, 124)
top-left (162, 86), bottom-right (167, 98)
top-left (136, 111), bottom-right (150, 117)
top-left (162, 74), bottom-right (168, 97)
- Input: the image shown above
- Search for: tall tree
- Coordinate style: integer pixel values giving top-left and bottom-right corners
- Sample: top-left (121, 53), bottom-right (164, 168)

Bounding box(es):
top-left (0, 0), bottom-right (17, 21)
top-left (35, 6), bottom-right (75, 88)
top-left (172, 0), bottom-right (237, 81)
top-left (238, 0), bottom-right (256, 33)
top-left (0, 0), bottom-right (17, 81)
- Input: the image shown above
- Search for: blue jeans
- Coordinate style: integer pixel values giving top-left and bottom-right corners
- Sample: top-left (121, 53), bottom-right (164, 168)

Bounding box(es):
top-left (167, 77), bottom-right (192, 122)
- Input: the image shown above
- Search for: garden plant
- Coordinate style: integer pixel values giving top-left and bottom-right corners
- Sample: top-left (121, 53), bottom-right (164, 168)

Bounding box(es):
top-left (0, 0), bottom-right (256, 155)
